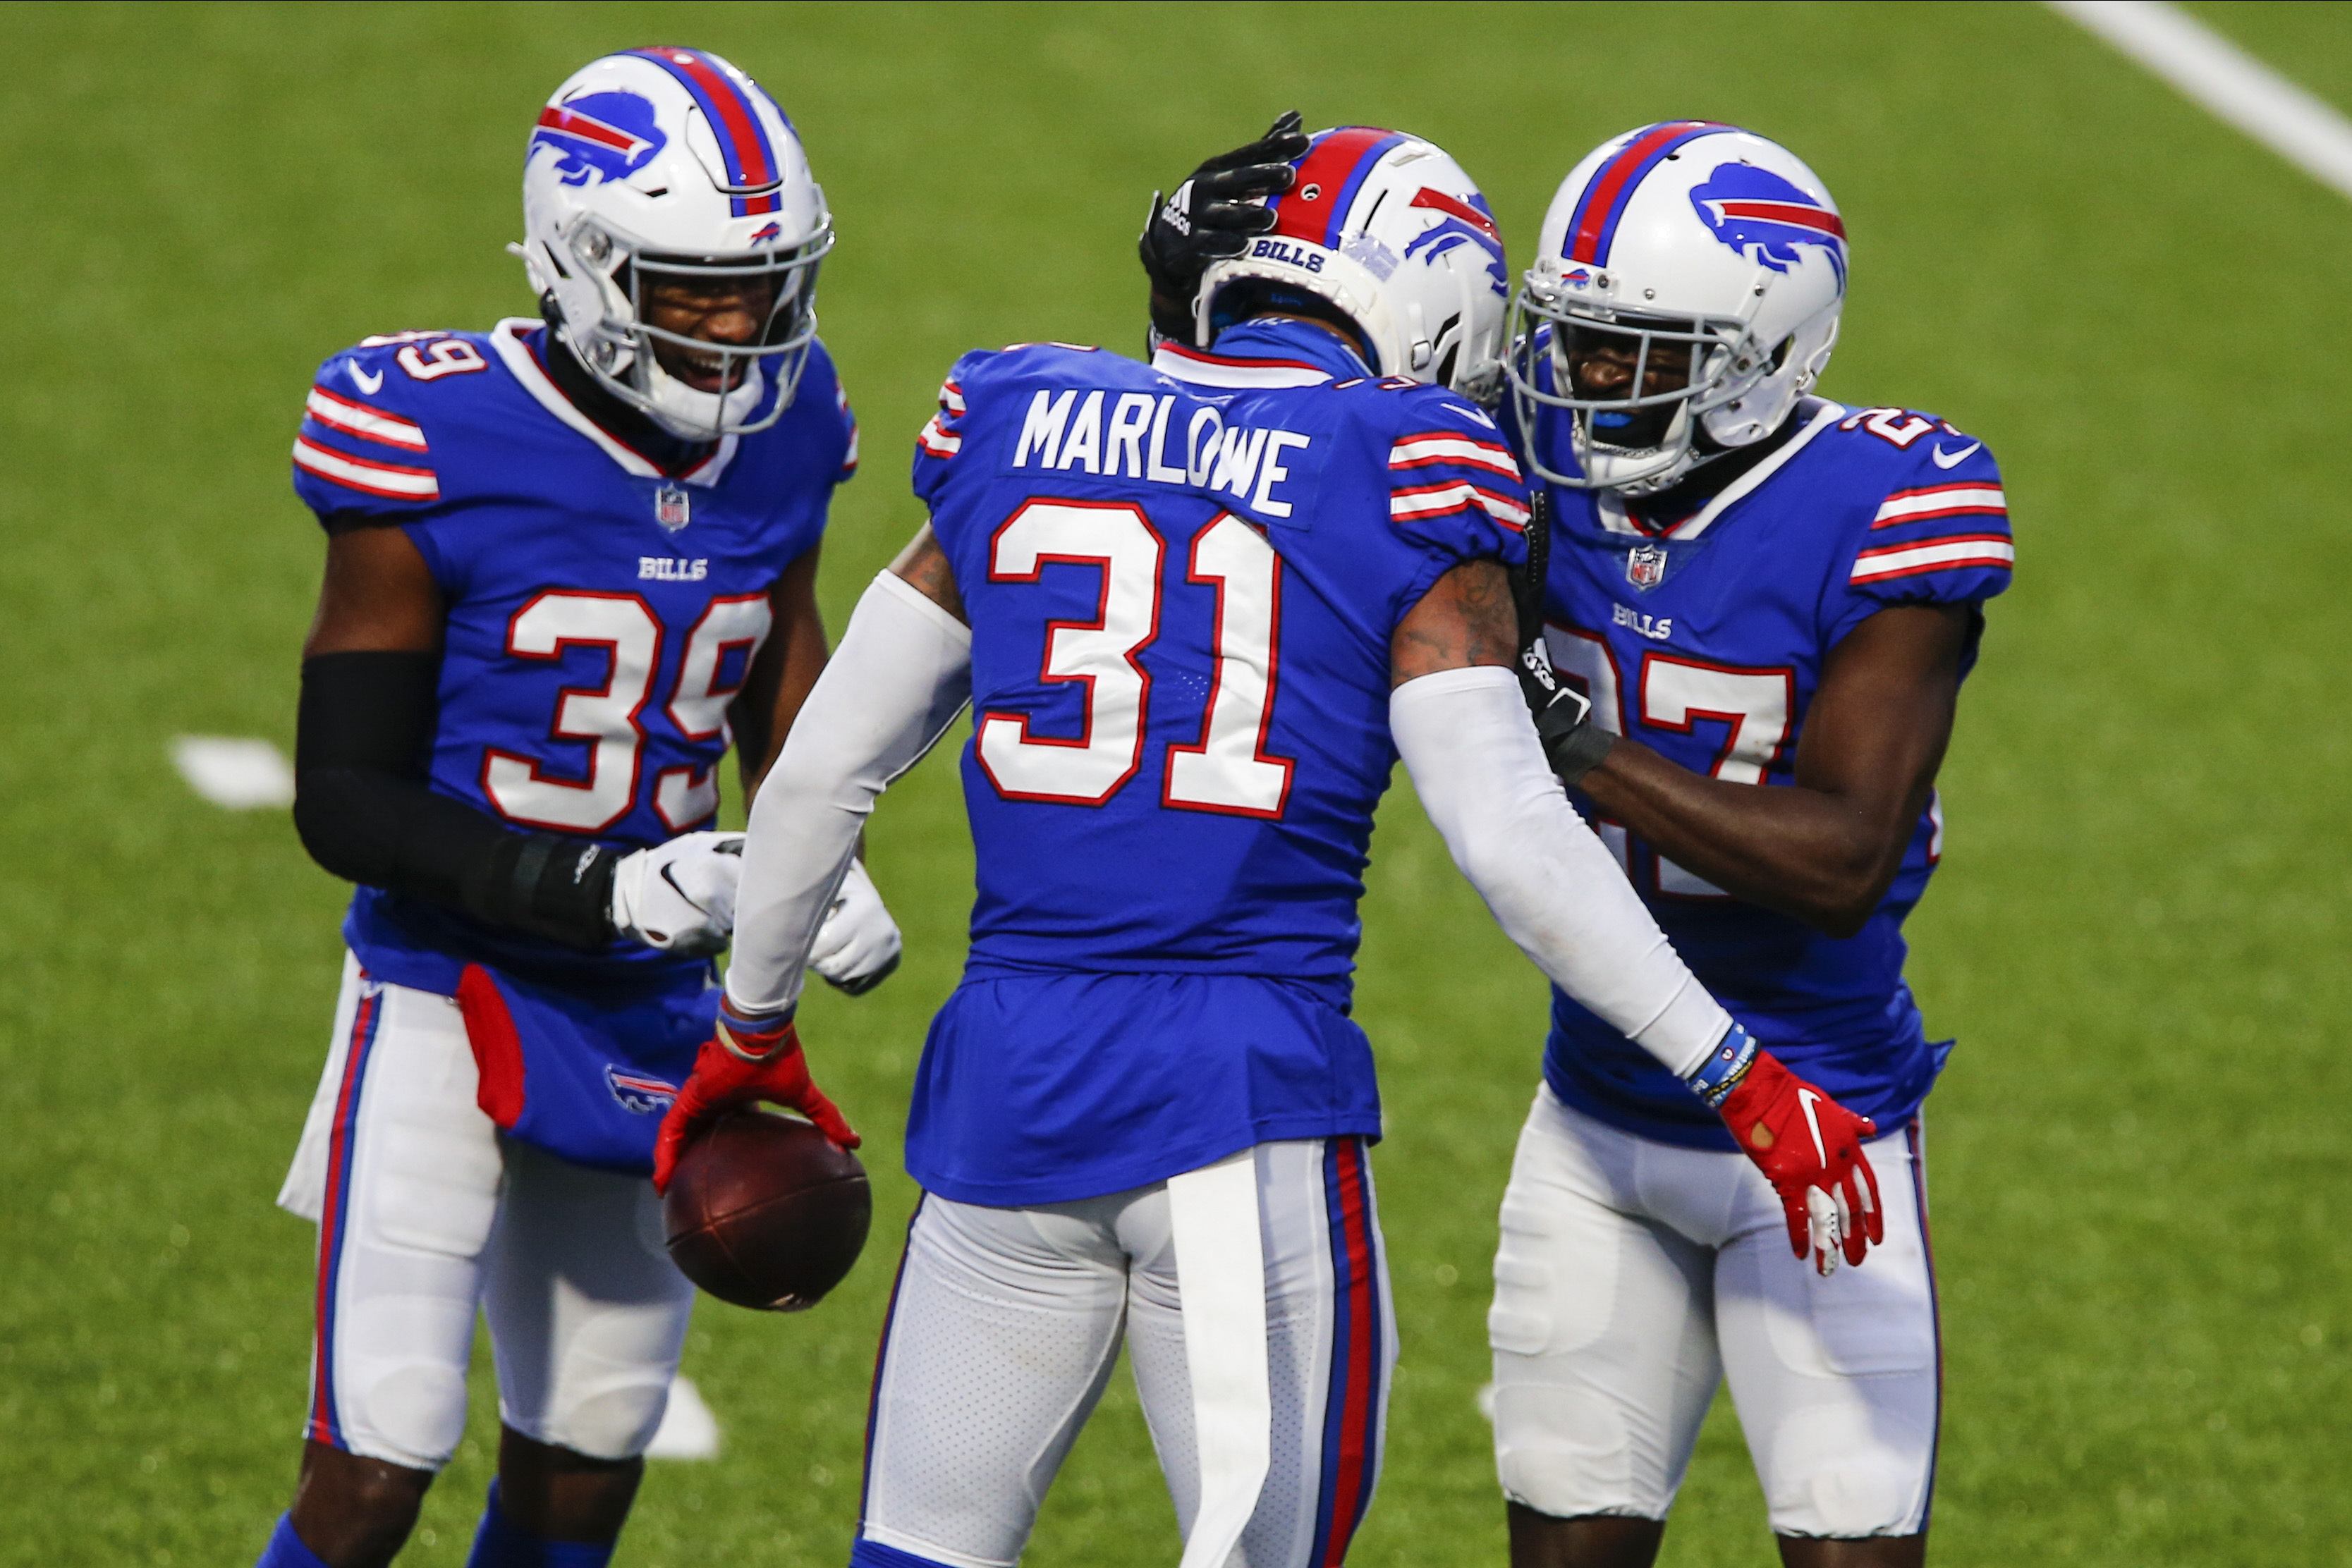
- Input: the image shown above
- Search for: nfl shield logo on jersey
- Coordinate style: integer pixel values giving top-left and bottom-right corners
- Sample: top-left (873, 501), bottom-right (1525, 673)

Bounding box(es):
top-left (654, 484), bottom-right (691, 532)
top-left (1626, 544), bottom-right (1669, 590)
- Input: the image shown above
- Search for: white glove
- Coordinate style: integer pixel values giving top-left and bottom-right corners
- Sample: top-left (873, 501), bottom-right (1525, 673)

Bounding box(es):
top-left (808, 858), bottom-right (902, 996)
top-left (609, 832), bottom-right (745, 956)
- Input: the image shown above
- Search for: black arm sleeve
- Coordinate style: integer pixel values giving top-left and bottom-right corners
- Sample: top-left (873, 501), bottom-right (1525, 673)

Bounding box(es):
top-left (293, 651), bottom-right (616, 949)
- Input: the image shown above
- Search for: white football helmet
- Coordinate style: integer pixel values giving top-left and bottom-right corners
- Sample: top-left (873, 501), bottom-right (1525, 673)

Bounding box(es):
top-left (1193, 127), bottom-right (1509, 393)
top-left (1504, 122), bottom-right (1846, 494)
top-left (518, 47), bottom-right (832, 441)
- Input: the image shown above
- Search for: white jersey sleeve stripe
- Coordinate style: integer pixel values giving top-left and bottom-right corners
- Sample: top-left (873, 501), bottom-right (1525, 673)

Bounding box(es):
top-left (305, 387), bottom-right (428, 452)
top-left (1389, 479), bottom-right (1530, 530)
top-left (1850, 534), bottom-right (2013, 583)
top-left (916, 417), bottom-right (962, 458)
top-left (1871, 485), bottom-right (2005, 527)
top-left (292, 436), bottom-right (441, 501)
top-left (1389, 434), bottom-right (1520, 477)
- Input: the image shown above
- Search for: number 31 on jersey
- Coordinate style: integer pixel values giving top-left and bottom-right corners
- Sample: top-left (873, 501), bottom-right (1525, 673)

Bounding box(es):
top-left (975, 499), bottom-right (1295, 820)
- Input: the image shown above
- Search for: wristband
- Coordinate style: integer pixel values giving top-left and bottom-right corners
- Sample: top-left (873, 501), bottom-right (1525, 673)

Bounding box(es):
top-left (462, 833), bottom-right (616, 950)
top-left (1683, 1023), bottom-right (1759, 1108)
top-left (716, 1000), bottom-right (796, 1061)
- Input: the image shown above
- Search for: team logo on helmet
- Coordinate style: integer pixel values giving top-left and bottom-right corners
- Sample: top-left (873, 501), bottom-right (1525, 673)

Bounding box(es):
top-left (605, 1065), bottom-right (680, 1114)
top-left (1689, 164), bottom-right (1847, 284)
top-left (530, 92), bottom-right (666, 186)
top-left (1402, 188), bottom-right (1509, 295)
top-left (748, 221), bottom-right (784, 245)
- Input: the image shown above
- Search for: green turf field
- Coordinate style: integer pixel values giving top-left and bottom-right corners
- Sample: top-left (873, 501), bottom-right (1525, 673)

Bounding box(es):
top-left (4, 2), bottom-right (2349, 1563)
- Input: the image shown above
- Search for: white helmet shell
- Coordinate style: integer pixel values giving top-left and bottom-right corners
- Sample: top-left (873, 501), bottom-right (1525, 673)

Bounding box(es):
top-left (1504, 122), bottom-right (1846, 494)
top-left (1193, 128), bottom-right (1509, 393)
top-left (518, 48), bottom-right (832, 440)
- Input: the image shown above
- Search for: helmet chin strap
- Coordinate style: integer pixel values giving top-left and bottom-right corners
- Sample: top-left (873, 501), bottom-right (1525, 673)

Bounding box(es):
top-left (638, 355), bottom-right (765, 443)
top-left (541, 290), bottom-right (767, 446)
top-left (1615, 398), bottom-right (1808, 508)
top-left (538, 310), bottom-right (716, 471)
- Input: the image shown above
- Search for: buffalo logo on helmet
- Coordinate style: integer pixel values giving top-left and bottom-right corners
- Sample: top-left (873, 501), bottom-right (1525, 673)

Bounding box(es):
top-left (531, 92), bottom-right (667, 187)
top-left (1626, 544), bottom-right (1669, 590)
top-left (748, 221), bottom-right (784, 245)
top-left (1401, 188), bottom-right (1509, 295)
top-left (1689, 164), bottom-right (1847, 285)
top-left (605, 1065), bottom-right (681, 1115)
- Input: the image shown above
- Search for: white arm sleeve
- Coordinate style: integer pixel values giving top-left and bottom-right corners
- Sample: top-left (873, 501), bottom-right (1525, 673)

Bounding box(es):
top-left (724, 570), bottom-right (972, 1016)
top-left (1391, 665), bottom-right (1731, 1079)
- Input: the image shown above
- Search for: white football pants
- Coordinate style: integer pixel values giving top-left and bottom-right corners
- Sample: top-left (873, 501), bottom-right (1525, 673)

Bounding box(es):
top-left (1489, 1086), bottom-right (1939, 1540)
top-left (277, 953), bottom-right (695, 1471)
top-left (855, 1139), bottom-right (1395, 1568)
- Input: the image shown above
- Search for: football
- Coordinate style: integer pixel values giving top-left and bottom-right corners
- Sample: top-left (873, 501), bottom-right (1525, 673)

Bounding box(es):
top-left (662, 1108), bottom-right (873, 1311)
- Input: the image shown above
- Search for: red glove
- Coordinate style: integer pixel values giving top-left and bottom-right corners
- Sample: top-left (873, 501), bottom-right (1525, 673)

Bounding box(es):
top-left (1715, 1049), bottom-right (1883, 1275)
top-left (652, 1012), bottom-right (860, 1194)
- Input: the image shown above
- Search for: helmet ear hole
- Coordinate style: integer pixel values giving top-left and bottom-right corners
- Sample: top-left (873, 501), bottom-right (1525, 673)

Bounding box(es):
top-left (1435, 344), bottom-right (1458, 388)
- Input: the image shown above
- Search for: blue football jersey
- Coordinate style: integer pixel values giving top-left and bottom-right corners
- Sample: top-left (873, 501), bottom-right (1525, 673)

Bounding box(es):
top-left (1513, 379), bottom-right (2012, 1149)
top-left (291, 318), bottom-right (858, 998)
top-left (904, 319), bottom-right (1529, 1203)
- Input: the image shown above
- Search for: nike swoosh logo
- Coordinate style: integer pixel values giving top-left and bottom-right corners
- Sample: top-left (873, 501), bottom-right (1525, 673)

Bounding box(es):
top-left (1797, 1089), bottom-right (1829, 1165)
top-left (659, 862), bottom-right (711, 915)
top-left (1930, 440), bottom-right (1980, 469)
top-left (349, 362), bottom-right (384, 395)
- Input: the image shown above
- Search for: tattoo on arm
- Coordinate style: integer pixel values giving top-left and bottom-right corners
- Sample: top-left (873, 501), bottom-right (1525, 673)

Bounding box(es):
top-left (1390, 559), bottom-right (1521, 687)
top-left (889, 524), bottom-right (968, 625)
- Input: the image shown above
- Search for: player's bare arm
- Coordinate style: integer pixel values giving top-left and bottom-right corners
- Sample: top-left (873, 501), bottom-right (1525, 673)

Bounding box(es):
top-left (1576, 602), bottom-right (1968, 938)
top-left (302, 522), bottom-right (443, 655)
top-left (1391, 557), bottom-right (1521, 685)
top-left (888, 522), bottom-right (967, 623)
top-left (731, 543), bottom-right (829, 797)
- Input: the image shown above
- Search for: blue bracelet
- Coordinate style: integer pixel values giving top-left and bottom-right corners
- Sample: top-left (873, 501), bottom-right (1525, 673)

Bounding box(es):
top-left (717, 1000), bottom-right (796, 1059)
top-left (1683, 1024), bottom-right (1758, 1108)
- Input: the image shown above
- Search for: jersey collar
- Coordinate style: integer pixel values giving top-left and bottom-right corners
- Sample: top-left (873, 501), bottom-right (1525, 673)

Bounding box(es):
top-left (1152, 318), bottom-right (1373, 389)
top-left (489, 319), bottom-right (739, 487)
top-left (1591, 399), bottom-right (1842, 541)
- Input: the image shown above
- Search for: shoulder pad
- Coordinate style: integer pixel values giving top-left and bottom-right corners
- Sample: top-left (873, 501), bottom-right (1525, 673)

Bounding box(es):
top-left (293, 331), bottom-right (487, 513)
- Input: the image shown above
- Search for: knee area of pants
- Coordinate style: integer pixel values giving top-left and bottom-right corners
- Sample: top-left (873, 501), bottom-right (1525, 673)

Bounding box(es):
top-left (511, 1378), bottom-right (673, 1462)
top-left (1764, 1414), bottom-right (1925, 1538)
top-left (1774, 1460), bottom-right (1917, 1539)
top-left (1492, 1386), bottom-right (1653, 1520)
top-left (343, 1363), bottom-right (470, 1470)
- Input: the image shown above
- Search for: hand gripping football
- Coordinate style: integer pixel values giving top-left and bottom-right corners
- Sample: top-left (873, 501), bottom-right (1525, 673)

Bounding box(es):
top-left (661, 1108), bottom-right (872, 1311)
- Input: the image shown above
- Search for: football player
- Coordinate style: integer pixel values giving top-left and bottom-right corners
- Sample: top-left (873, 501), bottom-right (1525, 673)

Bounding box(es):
top-left (255, 49), bottom-right (897, 1568)
top-left (1480, 126), bottom-right (2005, 1567)
top-left (1143, 121), bottom-right (1992, 1566)
top-left (662, 124), bottom-right (1879, 1568)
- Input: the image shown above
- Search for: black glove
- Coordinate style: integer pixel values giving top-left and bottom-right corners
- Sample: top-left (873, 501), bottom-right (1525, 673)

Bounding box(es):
top-left (1517, 640), bottom-right (1613, 788)
top-left (1510, 492), bottom-right (1614, 785)
top-left (1140, 111), bottom-right (1312, 343)
top-left (1510, 489), bottom-right (1554, 653)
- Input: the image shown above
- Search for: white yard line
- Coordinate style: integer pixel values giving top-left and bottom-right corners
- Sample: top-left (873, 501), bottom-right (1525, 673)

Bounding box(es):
top-left (170, 735), bottom-right (295, 809)
top-left (645, 1374), bottom-right (722, 1460)
top-left (2050, 1), bottom-right (2352, 202)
